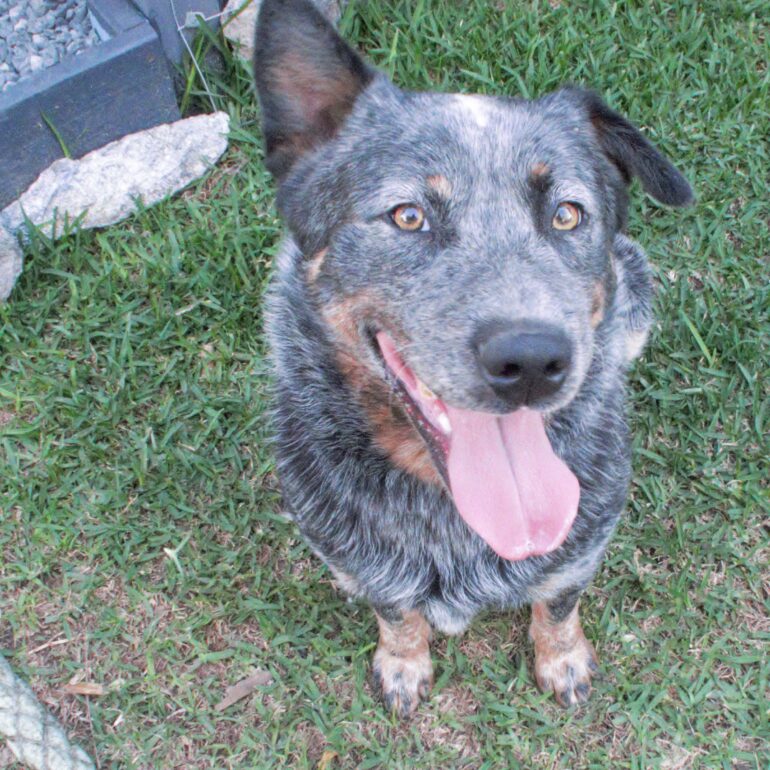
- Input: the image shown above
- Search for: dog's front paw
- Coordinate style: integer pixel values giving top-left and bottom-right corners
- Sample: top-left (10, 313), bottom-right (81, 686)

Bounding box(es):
top-left (529, 600), bottom-right (599, 708)
top-left (533, 631), bottom-right (598, 707)
top-left (372, 643), bottom-right (433, 719)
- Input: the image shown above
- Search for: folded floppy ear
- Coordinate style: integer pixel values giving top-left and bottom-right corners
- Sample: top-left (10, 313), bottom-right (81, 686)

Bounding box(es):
top-left (254, 0), bottom-right (374, 179)
top-left (575, 89), bottom-right (693, 207)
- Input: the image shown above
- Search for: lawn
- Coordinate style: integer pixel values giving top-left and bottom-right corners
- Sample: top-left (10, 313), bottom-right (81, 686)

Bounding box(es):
top-left (1, 1), bottom-right (767, 768)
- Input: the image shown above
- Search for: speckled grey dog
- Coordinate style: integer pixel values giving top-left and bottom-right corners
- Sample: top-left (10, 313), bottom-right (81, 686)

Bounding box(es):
top-left (253, 0), bottom-right (691, 716)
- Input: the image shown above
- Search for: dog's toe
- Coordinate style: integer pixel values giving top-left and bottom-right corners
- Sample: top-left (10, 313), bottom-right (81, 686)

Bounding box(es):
top-left (534, 636), bottom-right (598, 708)
top-left (372, 647), bottom-right (433, 719)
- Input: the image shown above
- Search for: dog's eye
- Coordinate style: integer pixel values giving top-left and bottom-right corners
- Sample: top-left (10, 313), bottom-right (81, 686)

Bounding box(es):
top-left (390, 204), bottom-right (429, 232)
top-left (552, 202), bottom-right (582, 231)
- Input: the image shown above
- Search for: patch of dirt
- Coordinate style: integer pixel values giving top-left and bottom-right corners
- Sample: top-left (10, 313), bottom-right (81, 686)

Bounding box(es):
top-left (434, 684), bottom-right (480, 719)
top-left (181, 147), bottom-right (249, 203)
top-left (360, 706), bottom-right (482, 768)
top-left (1, 569), bottom-right (282, 769)
top-left (287, 721), bottom-right (328, 767)
top-left (658, 742), bottom-right (705, 770)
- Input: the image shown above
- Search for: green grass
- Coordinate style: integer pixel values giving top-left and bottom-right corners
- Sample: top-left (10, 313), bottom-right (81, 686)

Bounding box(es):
top-left (1, 1), bottom-right (768, 767)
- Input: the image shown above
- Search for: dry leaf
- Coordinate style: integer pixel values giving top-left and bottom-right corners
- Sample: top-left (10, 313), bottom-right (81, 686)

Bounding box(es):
top-left (318, 750), bottom-right (338, 770)
top-left (61, 682), bottom-right (104, 696)
top-left (214, 669), bottom-right (273, 712)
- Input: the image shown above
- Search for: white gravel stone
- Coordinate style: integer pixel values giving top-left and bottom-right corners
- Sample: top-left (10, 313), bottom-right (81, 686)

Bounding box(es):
top-left (1, 112), bottom-right (231, 240)
top-left (0, 225), bottom-right (23, 302)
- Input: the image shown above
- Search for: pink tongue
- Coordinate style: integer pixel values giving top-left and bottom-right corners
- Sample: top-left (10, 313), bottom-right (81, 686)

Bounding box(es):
top-left (445, 406), bottom-right (579, 560)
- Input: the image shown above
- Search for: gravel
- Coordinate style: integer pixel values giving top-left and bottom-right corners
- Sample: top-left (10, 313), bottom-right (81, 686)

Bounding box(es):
top-left (0, 0), bottom-right (101, 93)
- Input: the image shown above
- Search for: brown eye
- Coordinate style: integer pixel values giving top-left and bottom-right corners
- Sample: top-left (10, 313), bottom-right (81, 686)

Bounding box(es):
top-left (391, 204), bottom-right (429, 232)
top-left (552, 202), bottom-right (582, 231)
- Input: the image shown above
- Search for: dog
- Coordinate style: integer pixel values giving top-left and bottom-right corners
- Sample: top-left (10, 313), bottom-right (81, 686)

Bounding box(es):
top-left (253, 0), bottom-right (691, 716)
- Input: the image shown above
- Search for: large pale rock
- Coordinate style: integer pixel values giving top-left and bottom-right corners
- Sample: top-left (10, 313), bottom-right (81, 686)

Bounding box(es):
top-left (223, 0), bottom-right (343, 61)
top-left (1, 112), bottom-right (230, 239)
top-left (0, 225), bottom-right (23, 301)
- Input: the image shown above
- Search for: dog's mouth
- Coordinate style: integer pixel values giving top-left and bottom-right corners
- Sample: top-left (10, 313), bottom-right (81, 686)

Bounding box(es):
top-left (376, 331), bottom-right (580, 561)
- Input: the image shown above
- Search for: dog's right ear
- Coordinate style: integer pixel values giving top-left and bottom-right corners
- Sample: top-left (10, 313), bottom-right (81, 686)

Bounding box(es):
top-left (254, 0), bottom-right (374, 179)
top-left (573, 89), bottom-right (694, 207)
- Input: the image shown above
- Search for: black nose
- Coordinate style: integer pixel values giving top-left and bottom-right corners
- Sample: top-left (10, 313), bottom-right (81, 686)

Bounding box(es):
top-left (475, 321), bottom-right (572, 406)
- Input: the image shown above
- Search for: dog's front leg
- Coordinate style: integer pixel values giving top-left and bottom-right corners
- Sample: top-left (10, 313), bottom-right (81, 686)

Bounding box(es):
top-left (529, 592), bottom-right (599, 707)
top-left (372, 607), bottom-right (433, 718)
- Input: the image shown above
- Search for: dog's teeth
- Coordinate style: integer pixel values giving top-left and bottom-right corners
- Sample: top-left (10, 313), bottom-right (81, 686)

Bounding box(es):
top-left (417, 380), bottom-right (436, 400)
top-left (436, 412), bottom-right (452, 435)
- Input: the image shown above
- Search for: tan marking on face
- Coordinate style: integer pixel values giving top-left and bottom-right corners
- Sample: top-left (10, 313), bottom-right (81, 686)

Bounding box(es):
top-left (426, 174), bottom-right (452, 198)
top-left (321, 292), bottom-right (375, 351)
top-left (367, 404), bottom-right (442, 485)
top-left (591, 280), bottom-right (606, 328)
top-left (529, 601), bottom-right (598, 707)
top-left (531, 162), bottom-right (551, 178)
top-left (373, 609), bottom-right (433, 717)
top-left (321, 296), bottom-right (442, 486)
top-left (306, 248), bottom-right (328, 283)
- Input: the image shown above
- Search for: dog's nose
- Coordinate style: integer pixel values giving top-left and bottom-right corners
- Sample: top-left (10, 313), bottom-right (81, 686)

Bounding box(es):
top-left (475, 322), bottom-right (572, 406)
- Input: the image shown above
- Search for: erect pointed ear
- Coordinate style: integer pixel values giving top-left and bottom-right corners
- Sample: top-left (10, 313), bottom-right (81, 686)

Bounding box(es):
top-left (254, 0), bottom-right (374, 179)
top-left (571, 89), bottom-right (693, 207)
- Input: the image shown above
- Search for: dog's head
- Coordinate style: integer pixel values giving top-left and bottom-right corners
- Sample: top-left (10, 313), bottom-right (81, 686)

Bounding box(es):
top-left (255, 0), bottom-right (692, 559)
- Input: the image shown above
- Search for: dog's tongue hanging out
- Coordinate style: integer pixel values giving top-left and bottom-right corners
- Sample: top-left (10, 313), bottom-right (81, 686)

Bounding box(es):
top-left (377, 333), bottom-right (580, 561)
top-left (443, 406), bottom-right (579, 560)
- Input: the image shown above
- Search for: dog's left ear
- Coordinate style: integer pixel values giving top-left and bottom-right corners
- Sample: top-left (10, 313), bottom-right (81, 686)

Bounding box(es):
top-left (571, 89), bottom-right (693, 207)
top-left (254, 0), bottom-right (375, 180)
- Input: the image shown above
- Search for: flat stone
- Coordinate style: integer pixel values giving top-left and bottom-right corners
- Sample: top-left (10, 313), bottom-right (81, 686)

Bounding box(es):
top-left (0, 225), bottom-right (23, 301)
top-left (1, 112), bottom-right (231, 240)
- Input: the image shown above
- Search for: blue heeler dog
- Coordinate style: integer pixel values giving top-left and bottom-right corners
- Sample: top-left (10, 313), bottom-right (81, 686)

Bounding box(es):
top-left (253, 0), bottom-right (692, 716)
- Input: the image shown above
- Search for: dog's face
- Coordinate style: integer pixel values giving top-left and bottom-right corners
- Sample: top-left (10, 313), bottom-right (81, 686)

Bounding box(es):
top-left (255, 0), bottom-right (691, 559)
top-left (296, 87), bottom-right (627, 415)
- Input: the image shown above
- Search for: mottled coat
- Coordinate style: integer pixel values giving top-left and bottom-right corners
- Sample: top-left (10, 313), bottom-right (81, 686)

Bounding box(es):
top-left (253, 0), bottom-right (691, 712)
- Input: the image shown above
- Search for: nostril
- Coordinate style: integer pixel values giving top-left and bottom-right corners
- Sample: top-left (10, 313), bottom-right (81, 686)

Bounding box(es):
top-left (543, 359), bottom-right (567, 380)
top-left (499, 362), bottom-right (522, 380)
